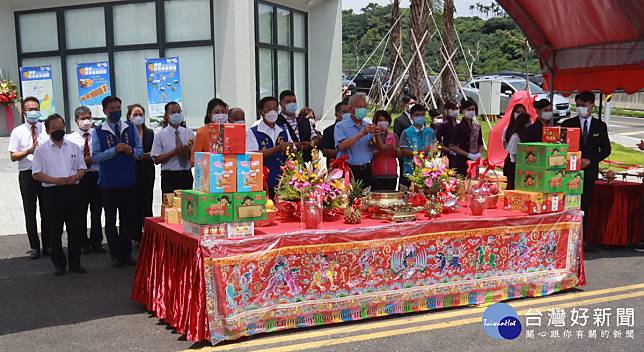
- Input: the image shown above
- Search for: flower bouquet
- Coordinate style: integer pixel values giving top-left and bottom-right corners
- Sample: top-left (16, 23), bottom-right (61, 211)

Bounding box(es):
top-left (275, 147), bottom-right (346, 221)
top-left (0, 80), bottom-right (19, 131)
top-left (406, 144), bottom-right (462, 217)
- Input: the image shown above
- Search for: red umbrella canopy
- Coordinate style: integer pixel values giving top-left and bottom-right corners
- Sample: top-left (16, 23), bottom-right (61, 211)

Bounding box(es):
top-left (496, 0), bottom-right (644, 94)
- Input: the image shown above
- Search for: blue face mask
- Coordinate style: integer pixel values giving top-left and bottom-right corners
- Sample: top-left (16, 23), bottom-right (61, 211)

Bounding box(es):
top-left (355, 108), bottom-right (369, 120)
top-left (108, 110), bottom-right (122, 123)
top-left (285, 102), bottom-right (298, 115)
top-left (169, 113), bottom-right (184, 126)
top-left (341, 112), bottom-right (352, 121)
top-left (25, 110), bottom-right (41, 124)
top-left (413, 115), bottom-right (425, 126)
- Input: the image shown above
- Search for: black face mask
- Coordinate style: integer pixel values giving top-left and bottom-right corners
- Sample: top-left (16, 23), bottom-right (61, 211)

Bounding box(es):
top-left (51, 130), bottom-right (65, 142)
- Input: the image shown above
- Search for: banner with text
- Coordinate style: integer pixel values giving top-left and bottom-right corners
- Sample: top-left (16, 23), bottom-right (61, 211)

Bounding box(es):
top-left (76, 61), bottom-right (111, 117)
top-left (19, 65), bottom-right (55, 118)
top-left (145, 57), bottom-right (182, 117)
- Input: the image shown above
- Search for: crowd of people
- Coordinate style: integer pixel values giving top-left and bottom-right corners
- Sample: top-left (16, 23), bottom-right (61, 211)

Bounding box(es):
top-left (8, 87), bottom-right (615, 275)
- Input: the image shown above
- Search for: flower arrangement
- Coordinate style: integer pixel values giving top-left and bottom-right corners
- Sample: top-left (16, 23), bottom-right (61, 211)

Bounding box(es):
top-left (275, 146), bottom-right (346, 211)
top-left (0, 80), bottom-right (18, 106)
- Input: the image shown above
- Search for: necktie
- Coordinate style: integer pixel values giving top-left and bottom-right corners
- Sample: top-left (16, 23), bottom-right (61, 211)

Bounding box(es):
top-left (582, 119), bottom-right (588, 141)
top-left (175, 129), bottom-right (188, 168)
top-left (83, 132), bottom-right (90, 158)
top-left (114, 124), bottom-right (120, 142)
top-left (31, 125), bottom-right (38, 147)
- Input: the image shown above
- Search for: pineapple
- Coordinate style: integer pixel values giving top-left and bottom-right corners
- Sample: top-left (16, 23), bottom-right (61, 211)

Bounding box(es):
top-left (344, 179), bottom-right (369, 224)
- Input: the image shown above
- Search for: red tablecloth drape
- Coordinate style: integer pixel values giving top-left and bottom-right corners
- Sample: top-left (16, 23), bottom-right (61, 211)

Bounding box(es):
top-left (587, 180), bottom-right (643, 246)
top-left (131, 219), bottom-right (210, 341)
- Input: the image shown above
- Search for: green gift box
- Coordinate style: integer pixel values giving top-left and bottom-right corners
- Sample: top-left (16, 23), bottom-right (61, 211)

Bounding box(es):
top-left (233, 192), bottom-right (267, 222)
top-left (565, 171), bottom-right (585, 195)
top-left (515, 167), bottom-right (567, 193)
top-left (564, 194), bottom-right (582, 210)
top-left (516, 143), bottom-right (568, 170)
top-left (181, 190), bottom-right (234, 224)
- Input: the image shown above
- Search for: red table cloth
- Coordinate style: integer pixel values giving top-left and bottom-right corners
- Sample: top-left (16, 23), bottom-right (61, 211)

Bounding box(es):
top-left (132, 209), bottom-right (585, 344)
top-left (587, 180), bottom-right (643, 246)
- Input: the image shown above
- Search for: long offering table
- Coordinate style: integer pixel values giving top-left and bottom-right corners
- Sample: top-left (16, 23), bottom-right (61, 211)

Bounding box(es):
top-left (131, 209), bottom-right (585, 345)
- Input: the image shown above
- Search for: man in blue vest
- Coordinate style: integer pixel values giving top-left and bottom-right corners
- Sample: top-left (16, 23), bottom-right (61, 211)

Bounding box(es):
top-left (400, 104), bottom-right (436, 184)
top-left (92, 96), bottom-right (143, 268)
top-left (246, 96), bottom-right (293, 199)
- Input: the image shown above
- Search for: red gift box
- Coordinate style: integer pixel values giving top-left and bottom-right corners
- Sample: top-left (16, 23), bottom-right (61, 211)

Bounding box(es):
top-left (525, 192), bottom-right (565, 215)
top-left (208, 123), bottom-right (246, 154)
top-left (542, 127), bottom-right (581, 152)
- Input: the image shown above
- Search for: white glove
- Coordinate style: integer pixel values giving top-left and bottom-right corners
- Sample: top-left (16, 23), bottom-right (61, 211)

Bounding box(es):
top-left (467, 153), bottom-right (477, 160)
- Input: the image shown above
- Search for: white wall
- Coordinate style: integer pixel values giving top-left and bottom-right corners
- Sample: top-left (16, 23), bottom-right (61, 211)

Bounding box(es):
top-left (0, 2), bottom-right (19, 83)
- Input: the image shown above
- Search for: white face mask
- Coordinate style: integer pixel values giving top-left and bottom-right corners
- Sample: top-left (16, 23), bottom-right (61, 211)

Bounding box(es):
top-left (434, 118), bottom-right (444, 124)
top-left (464, 110), bottom-right (476, 119)
top-left (211, 113), bottom-right (228, 124)
top-left (264, 110), bottom-right (279, 124)
top-left (376, 121), bottom-right (390, 130)
top-left (132, 115), bottom-right (145, 126)
top-left (541, 111), bottom-right (553, 121)
top-left (78, 119), bottom-right (92, 131)
top-left (577, 106), bottom-right (589, 117)
top-left (448, 110), bottom-right (459, 118)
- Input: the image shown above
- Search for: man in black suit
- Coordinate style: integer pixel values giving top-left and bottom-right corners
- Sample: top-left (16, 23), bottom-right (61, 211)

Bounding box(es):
top-left (561, 91), bottom-right (611, 251)
top-left (393, 95), bottom-right (416, 187)
top-left (276, 90), bottom-right (320, 162)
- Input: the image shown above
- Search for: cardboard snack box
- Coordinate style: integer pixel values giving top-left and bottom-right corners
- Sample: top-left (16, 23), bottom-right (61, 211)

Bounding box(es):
top-left (565, 194), bottom-right (582, 210)
top-left (542, 127), bottom-right (581, 152)
top-left (566, 151), bottom-right (582, 172)
top-left (233, 192), bottom-right (267, 222)
top-left (183, 221), bottom-right (228, 238)
top-left (181, 190), bottom-right (235, 224)
top-left (526, 192), bottom-right (565, 214)
top-left (162, 193), bottom-right (175, 206)
top-left (565, 171), bottom-right (585, 195)
top-left (194, 152), bottom-right (237, 193)
top-left (515, 167), bottom-right (567, 193)
top-left (208, 123), bottom-right (246, 154)
top-left (516, 143), bottom-right (568, 170)
top-left (503, 190), bottom-right (544, 213)
top-left (226, 222), bottom-right (255, 239)
top-left (236, 153), bottom-right (264, 193)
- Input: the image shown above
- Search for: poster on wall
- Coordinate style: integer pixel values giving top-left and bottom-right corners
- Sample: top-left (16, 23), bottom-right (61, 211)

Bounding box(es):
top-left (145, 57), bottom-right (182, 117)
top-left (76, 61), bottom-right (111, 117)
top-left (19, 65), bottom-right (55, 118)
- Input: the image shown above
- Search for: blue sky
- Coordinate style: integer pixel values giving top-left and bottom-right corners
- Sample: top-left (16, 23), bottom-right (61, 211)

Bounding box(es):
top-left (342, 0), bottom-right (488, 17)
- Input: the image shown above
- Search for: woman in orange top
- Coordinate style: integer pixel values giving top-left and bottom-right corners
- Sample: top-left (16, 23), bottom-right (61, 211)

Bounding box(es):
top-left (191, 98), bottom-right (229, 165)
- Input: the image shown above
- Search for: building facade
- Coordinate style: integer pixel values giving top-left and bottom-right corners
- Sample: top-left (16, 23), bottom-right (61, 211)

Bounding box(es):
top-left (0, 0), bottom-right (342, 129)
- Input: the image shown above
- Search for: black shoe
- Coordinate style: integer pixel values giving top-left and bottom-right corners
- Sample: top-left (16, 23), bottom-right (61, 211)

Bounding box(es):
top-left (90, 245), bottom-right (107, 253)
top-left (54, 268), bottom-right (66, 276)
top-left (584, 242), bottom-right (597, 253)
top-left (112, 258), bottom-right (125, 268)
top-left (41, 248), bottom-right (50, 256)
top-left (81, 247), bottom-right (91, 255)
top-left (29, 249), bottom-right (41, 260)
top-left (69, 266), bottom-right (87, 274)
top-left (124, 257), bottom-right (137, 266)
top-left (635, 243), bottom-right (644, 252)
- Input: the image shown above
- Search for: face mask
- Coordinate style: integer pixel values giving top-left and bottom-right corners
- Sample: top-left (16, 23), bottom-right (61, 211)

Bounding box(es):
top-left (132, 115), bottom-right (145, 126)
top-left (51, 130), bottom-right (65, 142)
top-left (231, 119), bottom-right (245, 125)
top-left (377, 121), bottom-right (389, 130)
top-left (25, 110), bottom-right (41, 124)
top-left (264, 110), bottom-right (279, 123)
top-left (169, 113), bottom-right (184, 126)
top-left (513, 112), bottom-right (522, 119)
top-left (341, 112), bottom-right (352, 121)
top-left (448, 110), bottom-right (459, 118)
top-left (108, 111), bottom-right (122, 123)
top-left (78, 119), bottom-right (92, 131)
top-left (285, 102), bottom-right (298, 115)
top-left (413, 116), bottom-right (425, 126)
top-left (407, 104), bottom-right (414, 112)
top-left (464, 110), bottom-right (476, 120)
top-left (211, 113), bottom-right (228, 124)
top-left (434, 118), bottom-right (444, 124)
top-left (355, 108), bottom-right (369, 120)
top-left (541, 111), bottom-right (553, 121)
top-left (577, 106), bottom-right (589, 117)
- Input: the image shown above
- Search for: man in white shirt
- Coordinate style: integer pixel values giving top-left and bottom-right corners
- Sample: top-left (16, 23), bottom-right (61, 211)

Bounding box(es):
top-left (32, 114), bottom-right (87, 276)
top-left (246, 96), bottom-right (293, 199)
top-left (151, 102), bottom-right (195, 194)
top-left (8, 96), bottom-right (49, 259)
top-left (67, 106), bottom-right (105, 254)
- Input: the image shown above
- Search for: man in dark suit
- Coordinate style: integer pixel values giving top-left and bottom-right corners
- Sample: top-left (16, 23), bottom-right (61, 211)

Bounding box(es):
top-left (276, 90), bottom-right (320, 162)
top-left (561, 91), bottom-right (611, 252)
top-left (393, 95), bottom-right (416, 187)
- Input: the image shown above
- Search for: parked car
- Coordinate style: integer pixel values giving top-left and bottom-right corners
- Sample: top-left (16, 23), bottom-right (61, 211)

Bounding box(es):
top-left (351, 66), bottom-right (391, 93)
top-left (342, 72), bottom-right (357, 98)
top-left (460, 75), bottom-right (571, 122)
top-left (490, 71), bottom-right (544, 86)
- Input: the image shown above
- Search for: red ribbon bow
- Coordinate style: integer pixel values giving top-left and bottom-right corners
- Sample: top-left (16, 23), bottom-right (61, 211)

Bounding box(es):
top-left (467, 158), bottom-right (499, 179)
top-left (330, 155), bottom-right (351, 187)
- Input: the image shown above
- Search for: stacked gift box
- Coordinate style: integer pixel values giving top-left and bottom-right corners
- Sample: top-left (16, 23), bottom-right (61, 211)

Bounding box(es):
top-left (161, 190), bottom-right (183, 224)
top-left (505, 127), bottom-right (583, 214)
top-left (180, 123), bottom-right (267, 239)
